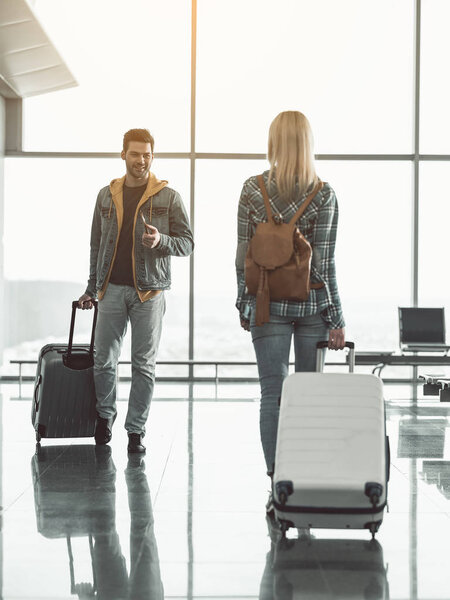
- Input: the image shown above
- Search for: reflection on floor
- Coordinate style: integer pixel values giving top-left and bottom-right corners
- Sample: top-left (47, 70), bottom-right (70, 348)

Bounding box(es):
top-left (2, 381), bottom-right (450, 598)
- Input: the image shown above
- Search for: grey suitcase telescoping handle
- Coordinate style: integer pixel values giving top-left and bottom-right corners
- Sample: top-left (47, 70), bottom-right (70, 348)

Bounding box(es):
top-left (67, 300), bottom-right (98, 359)
top-left (316, 341), bottom-right (355, 373)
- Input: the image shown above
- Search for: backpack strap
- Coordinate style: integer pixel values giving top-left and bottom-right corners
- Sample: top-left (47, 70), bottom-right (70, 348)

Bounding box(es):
top-left (289, 180), bottom-right (324, 225)
top-left (257, 175), bottom-right (273, 219)
top-left (257, 174), bottom-right (324, 225)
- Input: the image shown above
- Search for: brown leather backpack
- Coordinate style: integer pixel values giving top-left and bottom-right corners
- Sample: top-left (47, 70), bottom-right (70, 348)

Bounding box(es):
top-left (245, 175), bottom-right (324, 326)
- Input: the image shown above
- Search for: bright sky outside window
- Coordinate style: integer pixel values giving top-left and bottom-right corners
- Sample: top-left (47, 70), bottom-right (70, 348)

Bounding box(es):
top-left (23, 0), bottom-right (190, 152)
top-left (420, 0), bottom-right (450, 153)
top-left (196, 0), bottom-right (414, 154)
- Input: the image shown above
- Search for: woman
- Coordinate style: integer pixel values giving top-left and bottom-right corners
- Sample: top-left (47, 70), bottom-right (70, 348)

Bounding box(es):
top-left (235, 110), bottom-right (345, 488)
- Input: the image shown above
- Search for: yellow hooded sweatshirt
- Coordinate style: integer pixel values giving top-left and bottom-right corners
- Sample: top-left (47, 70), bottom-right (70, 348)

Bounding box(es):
top-left (99, 172), bottom-right (168, 302)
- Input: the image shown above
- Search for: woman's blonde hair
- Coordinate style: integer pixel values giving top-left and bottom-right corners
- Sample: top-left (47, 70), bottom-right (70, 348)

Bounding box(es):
top-left (268, 111), bottom-right (318, 199)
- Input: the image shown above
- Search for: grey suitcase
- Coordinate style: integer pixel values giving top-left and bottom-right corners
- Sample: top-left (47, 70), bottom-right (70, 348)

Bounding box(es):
top-left (32, 301), bottom-right (98, 442)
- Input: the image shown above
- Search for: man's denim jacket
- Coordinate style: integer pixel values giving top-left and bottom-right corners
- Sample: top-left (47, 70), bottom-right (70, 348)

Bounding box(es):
top-left (85, 178), bottom-right (194, 299)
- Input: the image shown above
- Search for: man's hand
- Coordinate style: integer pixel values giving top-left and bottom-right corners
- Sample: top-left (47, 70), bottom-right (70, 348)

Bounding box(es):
top-left (328, 327), bottom-right (345, 350)
top-left (142, 223), bottom-right (161, 249)
top-left (78, 293), bottom-right (94, 310)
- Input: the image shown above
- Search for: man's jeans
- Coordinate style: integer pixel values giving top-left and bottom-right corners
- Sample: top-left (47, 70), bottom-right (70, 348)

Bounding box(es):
top-left (250, 312), bottom-right (328, 475)
top-left (94, 284), bottom-right (165, 435)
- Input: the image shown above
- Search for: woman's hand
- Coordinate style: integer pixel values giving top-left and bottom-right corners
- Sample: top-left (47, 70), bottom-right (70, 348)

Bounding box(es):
top-left (328, 327), bottom-right (345, 350)
top-left (240, 316), bottom-right (250, 331)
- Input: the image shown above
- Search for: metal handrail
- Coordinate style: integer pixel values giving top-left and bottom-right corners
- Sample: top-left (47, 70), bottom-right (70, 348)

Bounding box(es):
top-left (7, 359), bottom-right (262, 388)
top-left (4, 352), bottom-right (437, 391)
top-left (6, 357), bottom-right (349, 388)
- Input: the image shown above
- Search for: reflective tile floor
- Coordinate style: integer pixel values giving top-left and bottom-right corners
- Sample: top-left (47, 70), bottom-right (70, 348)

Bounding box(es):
top-left (2, 380), bottom-right (450, 598)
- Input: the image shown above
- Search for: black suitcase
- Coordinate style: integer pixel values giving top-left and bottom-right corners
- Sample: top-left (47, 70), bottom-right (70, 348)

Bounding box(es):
top-left (32, 301), bottom-right (98, 442)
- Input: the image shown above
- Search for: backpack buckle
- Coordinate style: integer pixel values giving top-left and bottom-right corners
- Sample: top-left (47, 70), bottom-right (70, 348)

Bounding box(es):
top-left (272, 213), bottom-right (283, 225)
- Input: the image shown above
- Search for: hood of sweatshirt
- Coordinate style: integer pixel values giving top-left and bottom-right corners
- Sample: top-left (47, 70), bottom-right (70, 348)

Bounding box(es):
top-left (109, 171), bottom-right (168, 198)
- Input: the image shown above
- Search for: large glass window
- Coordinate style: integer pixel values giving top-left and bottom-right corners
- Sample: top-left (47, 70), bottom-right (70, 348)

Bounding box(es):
top-left (419, 162), bottom-right (450, 315)
top-left (320, 161), bottom-right (412, 350)
top-left (23, 0), bottom-right (191, 152)
top-left (194, 159), bottom-right (265, 362)
top-left (420, 0), bottom-right (450, 154)
top-left (196, 0), bottom-right (414, 154)
top-left (4, 0), bottom-right (449, 378)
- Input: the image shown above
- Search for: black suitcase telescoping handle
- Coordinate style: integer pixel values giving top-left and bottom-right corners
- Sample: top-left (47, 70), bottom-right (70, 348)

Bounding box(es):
top-left (67, 535), bottom-right (97, 596)
top-left (316, 341), bottom-right (355, 373)
top-left (67, 300), bottom-right (98, 358)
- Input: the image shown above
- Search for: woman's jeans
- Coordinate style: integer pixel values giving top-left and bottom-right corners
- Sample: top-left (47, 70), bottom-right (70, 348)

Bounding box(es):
top-left (94, 284), bottom-right (166, 435)
top-left (251, 312), bottom-right (328, 475)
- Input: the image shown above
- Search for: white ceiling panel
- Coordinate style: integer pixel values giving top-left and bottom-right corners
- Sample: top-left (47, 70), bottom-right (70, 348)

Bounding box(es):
top-left (0, 1), bottom-right (31, 24)
top-left (0, 0), bottom-right (77, 98)
top-left (0, 20), bottom-right (46, 54)
top-left (10, 64), bottom-right (76, 96)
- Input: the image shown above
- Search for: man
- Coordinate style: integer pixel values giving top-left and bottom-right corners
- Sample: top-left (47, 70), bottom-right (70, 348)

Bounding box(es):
top-left (79, 128), bottom-right (193, 453)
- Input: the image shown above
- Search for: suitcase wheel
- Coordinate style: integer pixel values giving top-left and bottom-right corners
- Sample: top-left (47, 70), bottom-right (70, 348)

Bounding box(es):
top-left (279, 519), bottom-right (294, 537)
top-left (275, 481), bottom-right (294, 506)
top-left (364, 482), bottom-right (383, 507)
top-left (367, 520), bottom-right (381, 539)
top-left (35, 431), bottom-right (41, 442)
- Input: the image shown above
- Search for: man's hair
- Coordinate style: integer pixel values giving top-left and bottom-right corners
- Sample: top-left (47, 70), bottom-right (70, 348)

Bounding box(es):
top-left (123, 128), bottom-right (154, 153)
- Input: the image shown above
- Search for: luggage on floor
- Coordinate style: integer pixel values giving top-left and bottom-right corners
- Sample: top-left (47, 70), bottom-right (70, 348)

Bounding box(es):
top-left (418, 374), bottom-right (450, 400)
top-left (272, 341), bottom-right (389, 538)
top-left (270, 537), bottom-right (389, 600)
top-left (32, 301), bottom-right (98, 442)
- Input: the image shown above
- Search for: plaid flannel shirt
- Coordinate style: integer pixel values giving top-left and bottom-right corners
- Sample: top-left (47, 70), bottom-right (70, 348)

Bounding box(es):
top-left (235, 171), bottom-right (345, 330)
